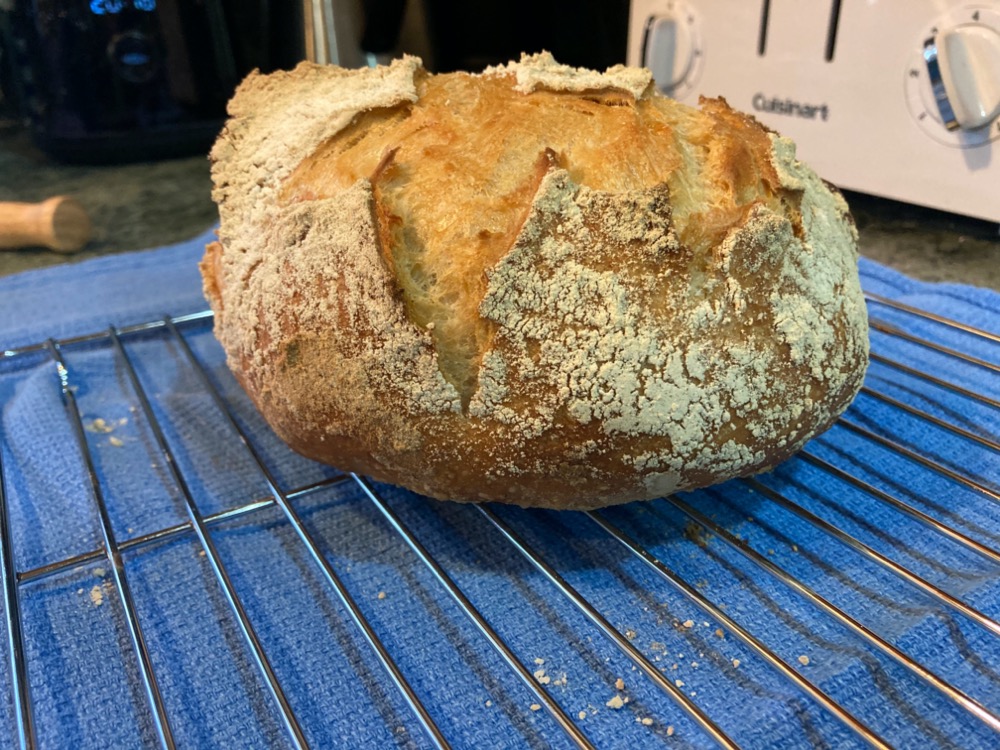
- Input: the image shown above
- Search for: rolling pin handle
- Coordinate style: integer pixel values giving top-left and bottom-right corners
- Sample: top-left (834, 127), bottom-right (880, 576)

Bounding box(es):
top-left (0, 197), bottom-right (93, 253)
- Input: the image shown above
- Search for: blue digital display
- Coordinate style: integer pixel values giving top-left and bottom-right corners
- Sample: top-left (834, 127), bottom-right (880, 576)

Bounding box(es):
top-left (121, 51), bottom-right (151, 66)
top-left (90, 0), bottom-right (156, 14)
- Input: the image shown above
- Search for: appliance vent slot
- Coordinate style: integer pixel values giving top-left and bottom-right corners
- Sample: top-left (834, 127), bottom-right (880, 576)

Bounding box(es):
top-left (825, 0), bottom-right (844, 61)
top-left (758, 0), bottom-right (771, 56)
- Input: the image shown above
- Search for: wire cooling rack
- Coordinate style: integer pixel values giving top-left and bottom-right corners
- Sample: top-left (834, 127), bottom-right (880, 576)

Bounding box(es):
top-left (0, 284), bottom-right (997, 749)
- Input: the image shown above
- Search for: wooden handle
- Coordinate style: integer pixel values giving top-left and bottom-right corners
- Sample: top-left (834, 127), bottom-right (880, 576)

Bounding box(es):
top-left (0, 197), bottom-right (93, 253)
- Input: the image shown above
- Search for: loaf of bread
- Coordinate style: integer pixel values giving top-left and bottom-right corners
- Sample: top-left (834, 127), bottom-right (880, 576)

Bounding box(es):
top-left (201, 52), bottom-right (869, 510)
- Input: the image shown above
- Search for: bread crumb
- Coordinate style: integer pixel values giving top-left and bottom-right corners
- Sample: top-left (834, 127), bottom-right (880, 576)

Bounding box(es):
top-left (674, 679), bottom-right (684, 687)
top-left (682, 619), bottom-right (694, 629)
top-left (85, 418), bottom-right (112, 434)
top-left (534, 669), bottom-right (550, 684)
top-left (578, 710), bottom-right (587, 720)
top-left (377, 591), bottom-right (386, 599)
top-left (87, 417), bottom-right (128, 435)
top-left (76, 588), bottom-right (83, 595)
top-left (714, 628), bottom-right (724, 638)
top-left (684, 521), bottom-right (710, 547)
top-left (109, 436), bottom-right (124, 447)
top-left (798, 655), bottom-right (810, 666)
top-left (732, 658), bottom-right (741, 668)
top-left (534, 657), bottom-right (544, 665)
top-left (485, 700), bottom-right (492, 707)
top-left (641, 717), bottom-right (653, 726)
top-left (606, 695), bottom-right (624, 709)
top-left (667, 725), bottom-right (675, 736)
top-left (530, 703), bottom-right (541, 712)
top-left (89, 585), bottom-right (104, 607)
top-left (94, 568), bottom-right (105, 577)
top-left (625, 629), bottom-right (637, 640)
top-left (614, 678), bottom-right (624, 691)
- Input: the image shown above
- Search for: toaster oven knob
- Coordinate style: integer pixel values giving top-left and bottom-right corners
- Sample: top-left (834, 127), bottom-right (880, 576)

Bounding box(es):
top-left (642, 12), bottom-right (697, 94)
top-left (924, 23), bottom-right (1000, 131)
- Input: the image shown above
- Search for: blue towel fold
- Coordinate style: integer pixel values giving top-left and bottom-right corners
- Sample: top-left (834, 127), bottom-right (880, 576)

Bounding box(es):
top-left (0, 228), bottom-right (997, 749)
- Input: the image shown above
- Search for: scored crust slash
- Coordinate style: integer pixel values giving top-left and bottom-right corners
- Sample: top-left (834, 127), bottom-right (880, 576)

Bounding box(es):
top-left (200, 52), bottom-right (869, 510)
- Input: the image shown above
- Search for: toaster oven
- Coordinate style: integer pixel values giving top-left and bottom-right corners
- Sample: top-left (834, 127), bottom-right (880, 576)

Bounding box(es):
top-left (628, 0), bottom-right (1000, 224)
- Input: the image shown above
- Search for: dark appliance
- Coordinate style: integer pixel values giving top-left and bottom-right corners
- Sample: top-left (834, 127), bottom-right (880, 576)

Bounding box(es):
top-left (2, 0), bottom-right (290, 163)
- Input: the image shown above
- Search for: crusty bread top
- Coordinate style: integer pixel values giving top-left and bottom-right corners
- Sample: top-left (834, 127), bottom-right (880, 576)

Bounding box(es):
top-left (204, 53), bottom-right (867, 506)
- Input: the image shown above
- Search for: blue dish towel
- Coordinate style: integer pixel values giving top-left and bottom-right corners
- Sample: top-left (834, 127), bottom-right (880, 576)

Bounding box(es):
top-left (0, 227), bottom-right (998, 750)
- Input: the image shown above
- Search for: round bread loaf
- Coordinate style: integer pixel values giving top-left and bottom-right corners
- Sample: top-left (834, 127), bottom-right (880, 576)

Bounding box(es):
top-left (201, 53), bottom-right (869, 510)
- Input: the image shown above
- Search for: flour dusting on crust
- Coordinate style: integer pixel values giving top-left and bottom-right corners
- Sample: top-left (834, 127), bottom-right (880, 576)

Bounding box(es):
top-left (483, 51), bottom-right (653, 99)
top-left (210, 56), bottom-right (421, 264)
top-left (472, 163), bottom-right (866, 494)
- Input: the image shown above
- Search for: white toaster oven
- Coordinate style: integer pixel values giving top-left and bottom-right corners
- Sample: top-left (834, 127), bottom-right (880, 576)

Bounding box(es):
top-left (628, 1), bottom-right (1000, 224)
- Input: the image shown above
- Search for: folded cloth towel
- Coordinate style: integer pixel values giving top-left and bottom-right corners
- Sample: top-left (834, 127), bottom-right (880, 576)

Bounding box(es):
top-left (0, 230), bottom-right (997, 750)
top-left (0, 227), bottom-right (214, 352)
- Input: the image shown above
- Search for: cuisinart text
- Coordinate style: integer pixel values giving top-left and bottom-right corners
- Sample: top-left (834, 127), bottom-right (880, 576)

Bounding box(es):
top-left (752, 94), bottom-right (830, 121)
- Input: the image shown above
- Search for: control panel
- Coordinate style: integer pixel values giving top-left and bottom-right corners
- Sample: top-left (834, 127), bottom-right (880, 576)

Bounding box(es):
top-left (628, 1), bottom-right (1000, 223)
top-left (907, 6), bottom-right (1000, 146)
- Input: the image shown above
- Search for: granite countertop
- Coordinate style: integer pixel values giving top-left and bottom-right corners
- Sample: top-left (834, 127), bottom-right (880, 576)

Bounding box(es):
top-left (1, 123), bottom-right (998, 290)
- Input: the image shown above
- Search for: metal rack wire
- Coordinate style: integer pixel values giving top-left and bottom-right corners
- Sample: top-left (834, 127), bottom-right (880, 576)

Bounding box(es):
top-left (0, 285), bottom-right (997, 749)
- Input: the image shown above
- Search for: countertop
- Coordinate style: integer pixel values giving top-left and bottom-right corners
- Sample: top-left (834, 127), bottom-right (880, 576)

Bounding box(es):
top-left (1, 123), bottom-right (998, 289)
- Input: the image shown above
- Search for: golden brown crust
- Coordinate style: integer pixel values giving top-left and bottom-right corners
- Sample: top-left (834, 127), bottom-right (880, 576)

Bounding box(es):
top-left (204, 52), bottom-right (869, 509)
